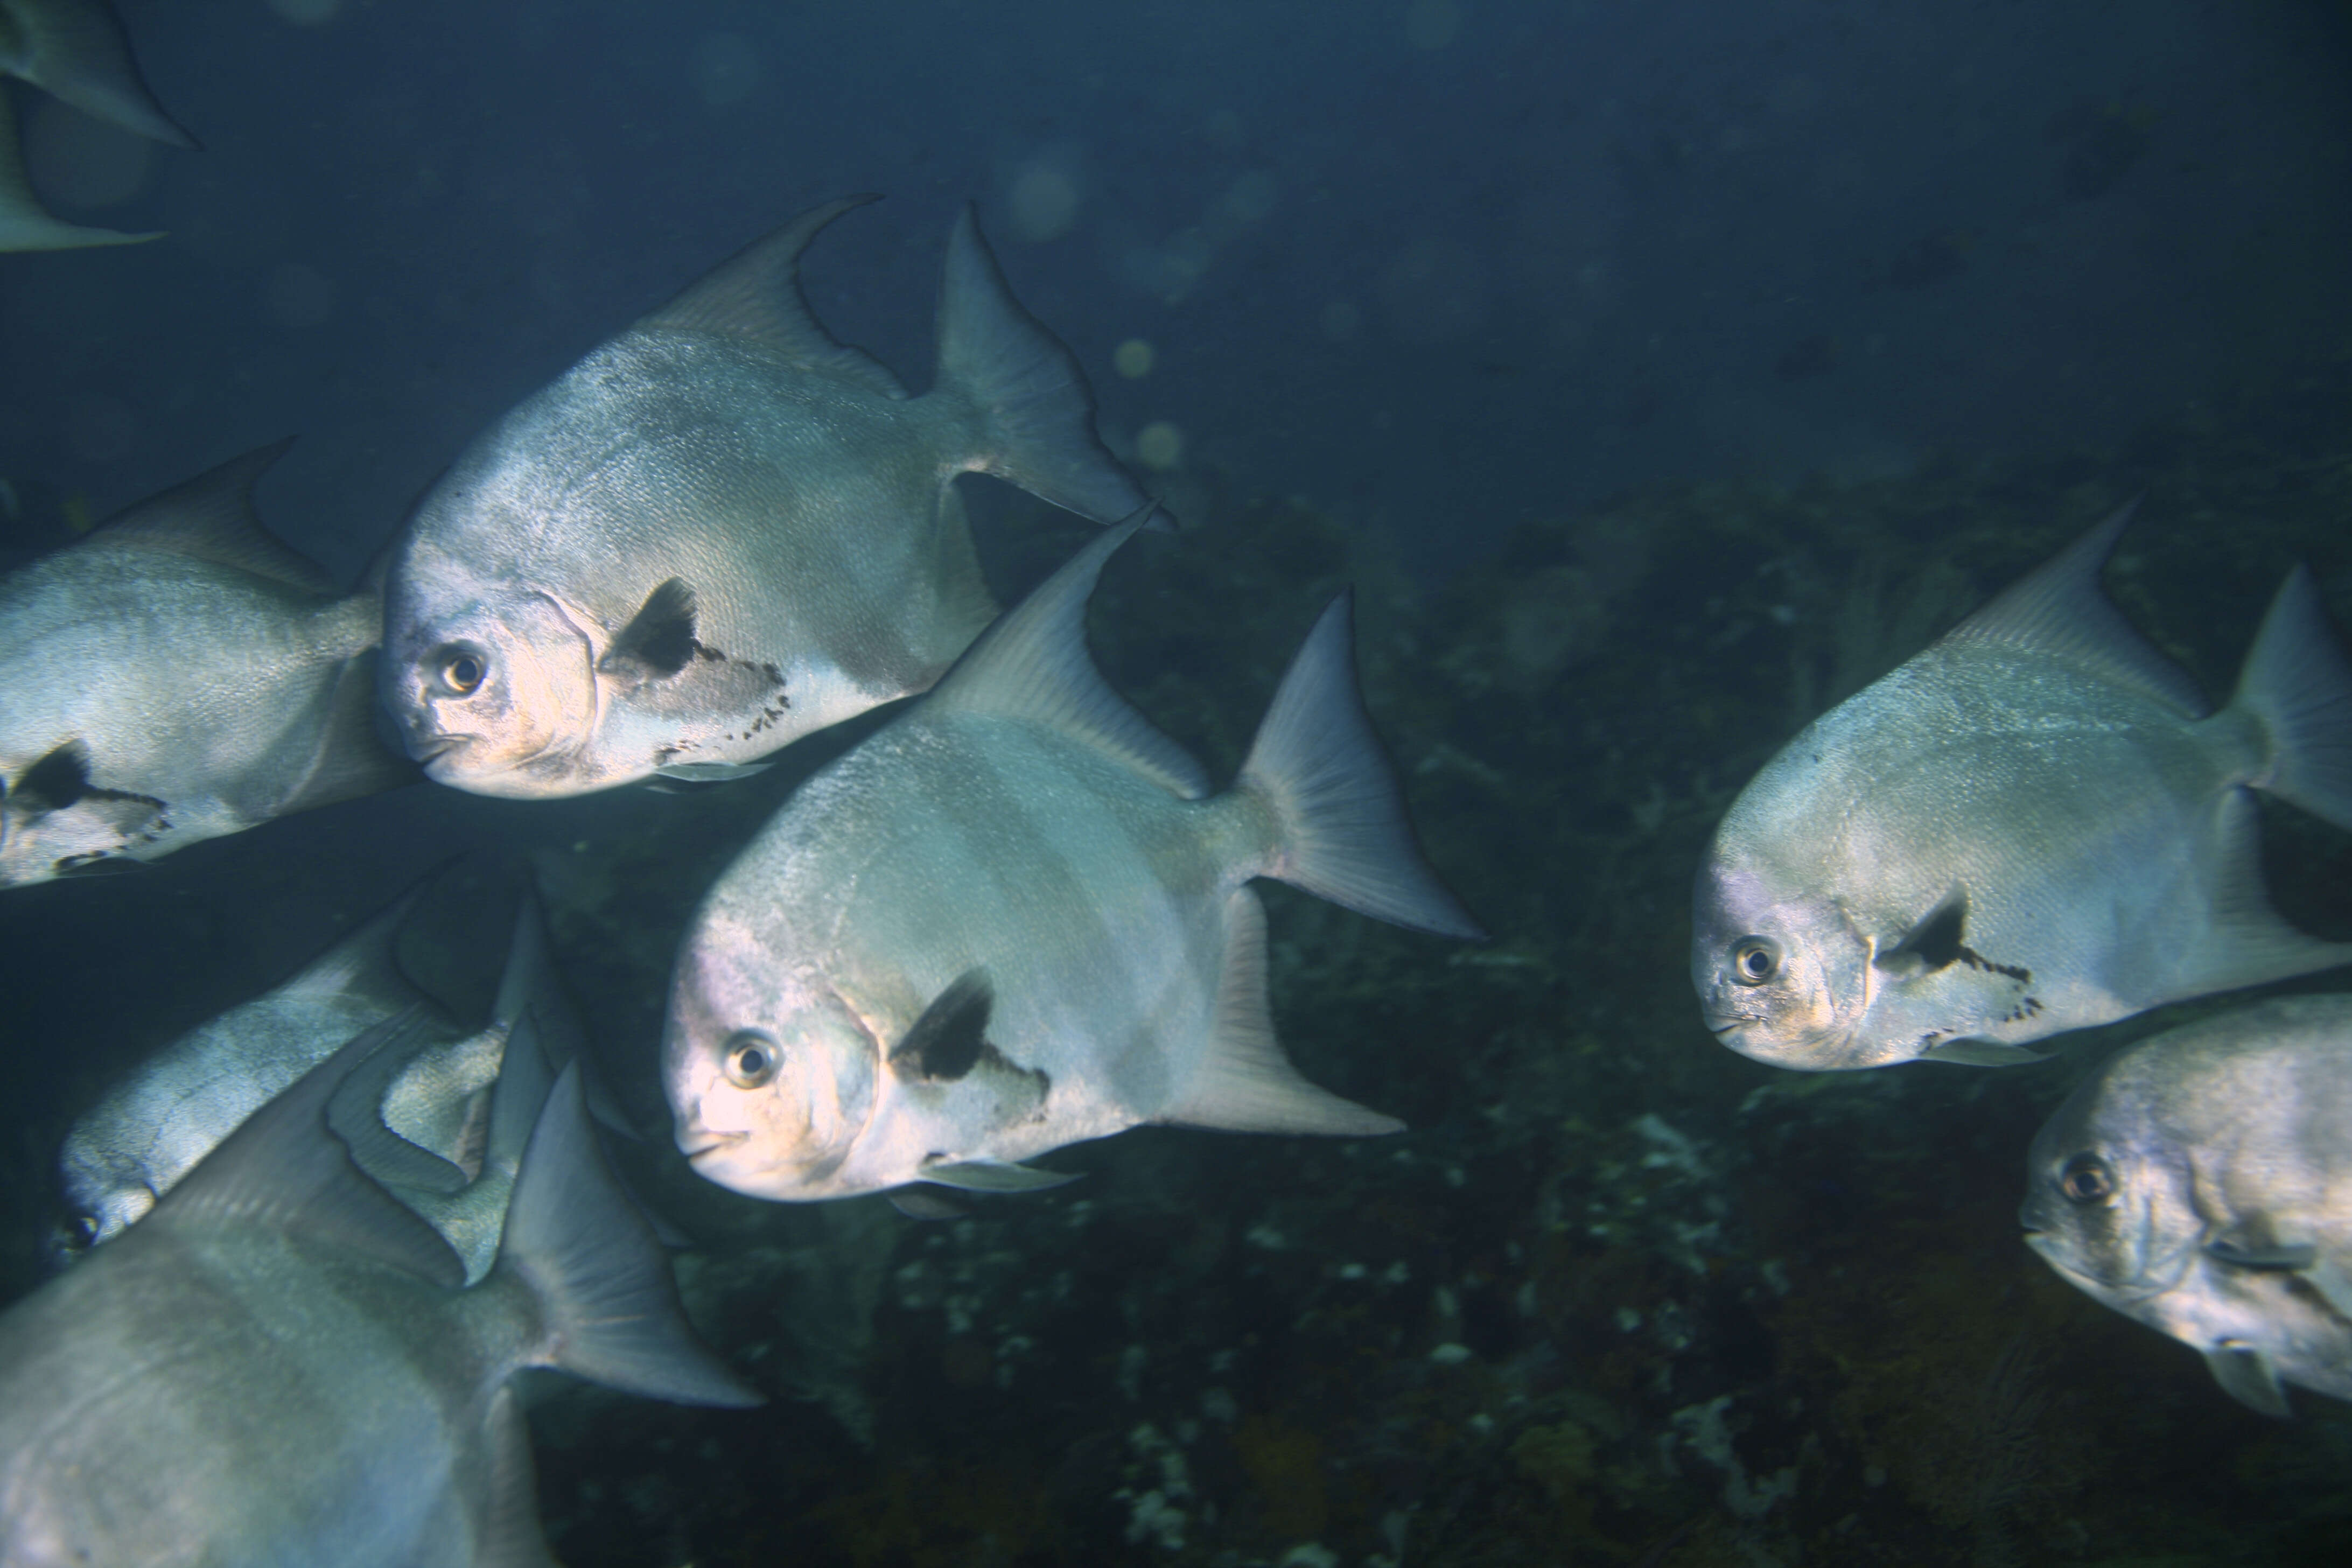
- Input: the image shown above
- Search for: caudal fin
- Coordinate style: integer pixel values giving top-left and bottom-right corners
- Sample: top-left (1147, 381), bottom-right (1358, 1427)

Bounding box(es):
top-left (934, 206), bottom-right (1149, 524)
top-left (1236, 592), bottom-right (1485, 940)
top-left (2234, 565), bottom-right (2352, 832)
top-left (497, 1064), bottom-right (760, 1408)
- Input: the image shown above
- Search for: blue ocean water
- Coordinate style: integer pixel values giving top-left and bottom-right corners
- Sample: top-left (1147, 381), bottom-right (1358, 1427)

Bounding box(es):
top-left (1, 3), bottom-right (2349, 1564)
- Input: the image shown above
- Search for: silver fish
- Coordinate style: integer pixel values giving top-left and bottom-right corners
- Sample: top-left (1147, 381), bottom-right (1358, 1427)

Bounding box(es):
top-left (666, 515), bottom-right (1483, 1205)
top-left (2021, 995), bottom-right (2352, 1416)
top-left (1692, 508), bottom-right (2352, 1070)
top-left (0, 0), bottom-right (194, 148)
top-left (0, 1018), bottom-right (758, 1566)
top-left (381, 195), bottom-right (1146, 799)
top-left (0, 85), bottom-right (157, 251)
top-left (0, 442), bottom-right (414, 886)
top-left (58, 878), bottom-right (583, 1282)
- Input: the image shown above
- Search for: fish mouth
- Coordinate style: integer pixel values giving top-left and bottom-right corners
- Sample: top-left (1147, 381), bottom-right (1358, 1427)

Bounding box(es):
top-left (680, 1130), bottom-right (748, 1163)
top-left (407, 733), bottom-right (471, 765)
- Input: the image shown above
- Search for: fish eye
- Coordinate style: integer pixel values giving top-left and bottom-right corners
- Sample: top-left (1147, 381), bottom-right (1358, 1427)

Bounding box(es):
top-left (1729, 936), bottom-right (1781, 986)
top-left (437, 649), bottom-right (487, 697)
top-left (2059, 1153), bottom-right (2115, 1205)
top-left (723, 1031), bottom-right (781, 1089)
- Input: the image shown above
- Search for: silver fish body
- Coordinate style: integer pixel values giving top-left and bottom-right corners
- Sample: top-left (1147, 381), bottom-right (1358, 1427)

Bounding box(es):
top-left (0, 1020), bottom-right (755, 1566)
top-left (1693, 509), bottom-right (2352, 1070)
top-left (59, 879), bottom-right (583, 1283)
top-left (382, 196), bottom-right (1145, 799)
top-left (666, 516), bottom-right (1482, 1204)
top-left (0, 443), bottom-right (412, 887)
top-left (2021, 995), bottom-right (2352, 1416)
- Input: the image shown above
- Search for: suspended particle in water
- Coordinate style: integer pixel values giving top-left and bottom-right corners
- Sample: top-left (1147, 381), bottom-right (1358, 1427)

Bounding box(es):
top-left (1135, 423), bottom-right (1185, 472)
top-left (1114, 340), bottom-right (1156, 379)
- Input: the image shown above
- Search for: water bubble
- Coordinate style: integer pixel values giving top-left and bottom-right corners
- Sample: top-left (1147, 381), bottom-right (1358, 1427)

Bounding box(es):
top-left (1007, 164), bottom-right (1081, 243)
top-left (1114, 340), bottom-right (1156, 379)
top-left (1135, 422), bottom-right (1185, 471)
top-left (263, 262), bottom-right (337, 329)
top-left (694, 34), bottom-right (762, 108)
top-left (24, 100), bottom-right (152, 209)
top-left (1405, 0), bottom-right (1461, 51)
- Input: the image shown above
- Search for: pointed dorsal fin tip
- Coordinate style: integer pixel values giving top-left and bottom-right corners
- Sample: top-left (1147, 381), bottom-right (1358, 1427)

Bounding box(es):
top-left (638, 194), bottom-right (906, 399)
top-left (95, 438), bottom-right (338, 596)
top-left (924, 511), bottom-right (1208, 796)
top-left (1936, 501), bottom-right (2206, 716)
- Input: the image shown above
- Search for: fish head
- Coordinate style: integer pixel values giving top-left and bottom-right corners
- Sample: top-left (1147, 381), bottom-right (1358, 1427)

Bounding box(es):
top-left (664, 926), bottom-right (881, 1200)
top-left (380, 577), bottom-right (604, 799)
top-left (1691, 852), bottom-right (1882, 1069)
top-left (2019, 1065), bottom-right (2201, 1307)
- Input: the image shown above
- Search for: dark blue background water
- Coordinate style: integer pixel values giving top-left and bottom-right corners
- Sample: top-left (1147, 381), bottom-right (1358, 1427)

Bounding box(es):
top-left (3, 1), bottom-right (2346, 580)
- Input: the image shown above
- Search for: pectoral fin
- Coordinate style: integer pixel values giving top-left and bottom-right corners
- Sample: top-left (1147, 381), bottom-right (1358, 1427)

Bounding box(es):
top-left (599, 578), bottom-right (699, 686)
top-left (649, 760), bottom-right (774, 785)
top-left (890, 969), bottom-right (994, 1084)
top-left (2204, 1343), bottom-right (2292, 1417)
top-left (1877, 888), bottom-right (1968, 975)
top-left (2204, 1238), bottom-right (2319, 1272)
top-left (888, 1187), bottom-right (972, 1221)
top-left (1919, 1037), bottom-right (2049, 1068)
top-left (917, 1156), bottom-right (1080, 1194)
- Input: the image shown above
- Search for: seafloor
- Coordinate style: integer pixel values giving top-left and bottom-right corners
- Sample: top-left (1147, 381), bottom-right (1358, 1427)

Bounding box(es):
top-left (3, 359), bottom-right (2351, 1567)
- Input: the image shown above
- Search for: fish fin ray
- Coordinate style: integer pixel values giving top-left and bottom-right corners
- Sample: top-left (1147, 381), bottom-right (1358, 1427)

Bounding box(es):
top-left (152, 1009), bottom-right (467, 1288)
top-left (917, 1156), bottom-right (1081, 1193)
top-left (889, 1187), bottom-right (972, 1220)
top-left (1917, 1038), bottom-right (2048, 1067)
top-left (1160, 886), bottom-right (1405, 1136)
top-left (926, 513), bottom-right (1212, 797)
top-left (4, 0), bottom-right (196, 146)
top-left (888, 969), bottom-right (994, 1083)
top-left (478, 1386), bottom-right (561, 1568)
top-left (2204, 1343), bottom-right (2292, 1417)
top-left (97, 439), bottom-right (340, 594)
top-left (496, 1064), bottom-right (762, 1406)
top-left (640, 193), bottom-right (908, 397)
top-left (599, 577), bottom-right (699, 684)
top-left (1938, 503), bottom-right (2208, 717)
top-left (1875, 888), bottom-right (1969, 975)
top-left (326, 1027), bottom-right (478, 1198)
top-left (1238, 591), bottom-right (1485, 938)
top-left (277, 870), bottom-right (431, 1009)
top-left (0, 102), bottom-right (160, 247)
top-left (2229, 564), bottom-right (2352, 831)
top-left (2150, 789), bottom-right (2352, 1000)
top-left (935, 204), bottom-right (1150, 523)
top-left (2204, 1238), bottom-right (2319, 1271)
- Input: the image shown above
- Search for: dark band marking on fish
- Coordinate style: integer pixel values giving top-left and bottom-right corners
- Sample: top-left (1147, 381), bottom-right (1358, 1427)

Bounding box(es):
top-left (1957, 946), bottom-right (2032, 983)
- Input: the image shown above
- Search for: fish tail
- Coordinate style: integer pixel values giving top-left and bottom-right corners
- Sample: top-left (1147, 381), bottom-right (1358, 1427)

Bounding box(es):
top-left (934, 206), bottom-right (1149, 524)
top-left (1235, 592), bottom-right (1486, 940)
top-left (2234, 565), bottom-right (2352, 832)
top-left (493, 1063), bottom-right (760, 1408)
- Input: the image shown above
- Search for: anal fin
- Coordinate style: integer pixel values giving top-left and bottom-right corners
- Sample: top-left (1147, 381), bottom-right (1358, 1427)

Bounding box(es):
top-left (1158, 886), bottom-right (1404, 1136)
top-left (2204, 1343), bottom-right (2292, 1417)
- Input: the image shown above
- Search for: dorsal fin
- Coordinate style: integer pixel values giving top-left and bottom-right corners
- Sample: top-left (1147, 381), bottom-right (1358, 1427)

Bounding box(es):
top-left (638, 194), bottom-right (909, 400)
top-left (1, 0), bottom-right (198, 148)
top-left (97, 439), bottom-right (339, 595)
top-left (0, 101), bottom-right (162, 250)
top-left (598, 577), bottom-right (699, 684)
top-left (279, 872), bottom-right (433, 1012)
top-left (925, 510), bottom-right (1210, 799)
top-left (1936, 503), bottom-right (2208, 717)
top-left (148, 1009), bottom-right (468, 1289)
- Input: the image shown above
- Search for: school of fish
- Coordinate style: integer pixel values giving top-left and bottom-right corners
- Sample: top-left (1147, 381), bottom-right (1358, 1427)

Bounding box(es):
top-left (3, 2), bottom-right (2352, 1560)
